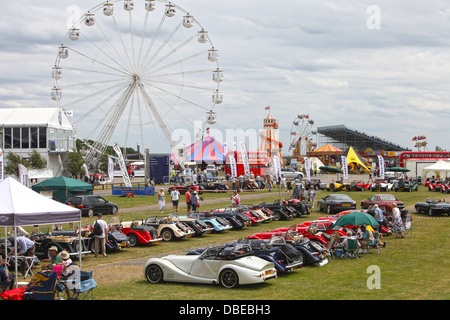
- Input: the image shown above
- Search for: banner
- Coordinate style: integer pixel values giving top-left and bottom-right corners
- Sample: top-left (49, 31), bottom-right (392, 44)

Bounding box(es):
top-left (273, 155), bottom-right (282, 180)
top-left (18, 164), bottom-right (29, 187)
top-left (239, 141), bottom-right (250, 176)
top-left (228, 154), bottom-right (237, 178)
top-left (377, 155), bottom-right (385, 179)
top-left (341, 155), bottom-right (348, 180)
top-left (304, 157), bottom-right (311, 181)
top-left (108, 156), bottom-right (114, 181)
top-left (0, 148), bottom-right (3, 180)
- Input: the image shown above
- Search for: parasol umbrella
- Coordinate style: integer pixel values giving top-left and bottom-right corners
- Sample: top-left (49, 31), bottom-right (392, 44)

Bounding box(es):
top-left (386, 167), bottom-right (410, 172)
top-left (319, 165), bottom-right (342, 173)
top-left (334, 211), bottom-right (379, 227)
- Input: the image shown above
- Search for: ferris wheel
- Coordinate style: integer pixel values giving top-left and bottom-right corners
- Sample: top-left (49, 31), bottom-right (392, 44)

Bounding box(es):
top-left (289, 114), bottom-right (316, 160)
top-left (52, 0), bottom-right (223, 164)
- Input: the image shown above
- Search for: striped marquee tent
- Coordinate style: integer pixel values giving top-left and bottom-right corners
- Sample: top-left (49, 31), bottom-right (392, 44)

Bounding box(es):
top-left (185, 136), bottom-right (231, 163)
top-left (307, 143), bottom-right (343, 156)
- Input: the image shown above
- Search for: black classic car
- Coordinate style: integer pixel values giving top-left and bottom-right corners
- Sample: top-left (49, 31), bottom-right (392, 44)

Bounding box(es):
top-left (317, 194), bottom-right (356, 214)
top-left (415, 198), bottom-right (450, 216)
top-left (65, 195), bottom-right (118, 217)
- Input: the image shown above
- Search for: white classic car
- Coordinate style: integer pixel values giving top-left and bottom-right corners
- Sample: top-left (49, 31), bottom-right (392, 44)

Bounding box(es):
top-left (144, 245), bottom-right (277, 288)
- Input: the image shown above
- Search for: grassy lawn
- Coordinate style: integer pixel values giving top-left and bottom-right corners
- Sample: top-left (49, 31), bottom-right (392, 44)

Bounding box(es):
top-left (83, 185), bottom-right (450, 300)
top-left (5, 185), bottom-right (449, 300)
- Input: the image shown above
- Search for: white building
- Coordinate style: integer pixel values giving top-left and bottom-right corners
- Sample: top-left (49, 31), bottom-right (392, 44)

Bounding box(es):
top-left (0, 107), bottom-right (76, 178)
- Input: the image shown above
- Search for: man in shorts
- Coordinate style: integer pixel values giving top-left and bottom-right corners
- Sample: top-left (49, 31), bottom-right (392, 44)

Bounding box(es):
top-left (171, 188), bottom-right (180, 213)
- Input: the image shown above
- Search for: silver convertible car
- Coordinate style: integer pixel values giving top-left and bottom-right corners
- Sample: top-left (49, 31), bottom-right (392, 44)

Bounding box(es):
top-left (144, 244), bottom-right (277, 288)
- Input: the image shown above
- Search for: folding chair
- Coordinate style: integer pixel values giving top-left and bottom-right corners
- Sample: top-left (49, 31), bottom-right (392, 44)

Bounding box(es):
top-left (367, 232), bottom-right (381, 254)
top-left (31, 271), bottom-right (58, 300)
top-left (344, 237), bottom-right (359, 259)
top-left (403, 216), bottom-right (413, 238)
top-left (326, 232), bottom-right (341, 261)
top-left (56, 270), bottom-right (97, 300)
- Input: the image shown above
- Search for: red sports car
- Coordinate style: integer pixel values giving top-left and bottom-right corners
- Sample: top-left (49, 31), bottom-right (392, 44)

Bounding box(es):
top-left (360, 194), bottom-right (405, 211)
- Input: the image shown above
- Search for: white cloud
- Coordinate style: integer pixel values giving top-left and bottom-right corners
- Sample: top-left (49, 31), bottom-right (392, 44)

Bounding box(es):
top-left (1, 0), bottom-right (450, 153)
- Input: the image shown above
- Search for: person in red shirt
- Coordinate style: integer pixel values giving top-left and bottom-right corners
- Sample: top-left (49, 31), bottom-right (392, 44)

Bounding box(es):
top-left (185, 190), bottom-right (192, 213)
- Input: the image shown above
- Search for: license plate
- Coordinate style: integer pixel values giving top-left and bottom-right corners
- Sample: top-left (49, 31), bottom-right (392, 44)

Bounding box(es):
top-left (187, 234), bottom-right (192, 238)
top-left (342, 204), bottom-right (350, 207)
top-left (292, 266), bottom-right (298, 271)
top-left (323, 253), bottom-right (328, 257)
top-left (265, 270), bottom-right (272, 276)
top-left (119, 243), bottom-right (127, 247)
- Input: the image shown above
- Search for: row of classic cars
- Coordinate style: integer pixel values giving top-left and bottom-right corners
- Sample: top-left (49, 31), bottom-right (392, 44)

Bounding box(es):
top-left (425, 179), bottom-right (450, 193)
top-left (322, 178), bottom-right (419, 193)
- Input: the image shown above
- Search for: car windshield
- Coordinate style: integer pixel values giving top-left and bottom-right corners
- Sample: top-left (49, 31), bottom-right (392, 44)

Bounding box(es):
top-left (330, 195), bottom-right (352, 201)
top-left (379, 195), bottom-right (396, 201)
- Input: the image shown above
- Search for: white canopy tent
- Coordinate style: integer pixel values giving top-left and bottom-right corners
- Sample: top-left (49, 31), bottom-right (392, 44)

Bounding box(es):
top-left (0, 177), bottom-right (81, 287)
top-left (422, 160), bottom-right (450, 179)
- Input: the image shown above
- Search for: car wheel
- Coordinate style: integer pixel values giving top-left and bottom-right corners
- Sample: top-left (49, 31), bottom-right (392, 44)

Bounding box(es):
top-left (161, 229), bottom-right (174, 242)
top-left (111, 206), bottom-right (118, 214)
top-left (87, 208), bottom-right (94, 218)
top-left (145, 264), bottom-right (164, 284)
top-left (219, 269), bottom-right (239, 289)
top-left (272, 211), bottom-right (281, 221)
top-left (127, 234), bottom-right (138, 247)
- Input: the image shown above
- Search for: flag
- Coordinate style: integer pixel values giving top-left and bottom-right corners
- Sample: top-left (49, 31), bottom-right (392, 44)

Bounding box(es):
top-left (239, 141), bottom-right (250, 176)
top-left (228, 154), bottom-right (237, 178)
top-left (378, 155), bottom-right (385, 179)
top-left (18, 164), bottom-right (29, 187)
top-left (108, 156), bottom-right (114, 181)
top-left (304, 157), bottom-right (311, 181)
top-left (341, 156), bottom-right (348, 180)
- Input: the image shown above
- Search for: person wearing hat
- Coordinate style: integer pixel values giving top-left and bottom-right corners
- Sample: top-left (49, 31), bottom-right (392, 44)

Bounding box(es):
top-left (191, 191), bottom-right (200, 213)
top-left (94, 213), bottom-right (108, 258)
top-left (42, 246), bottom-right (62, 266)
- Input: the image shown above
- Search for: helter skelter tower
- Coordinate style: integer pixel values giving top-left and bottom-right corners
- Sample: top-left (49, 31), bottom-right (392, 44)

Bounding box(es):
top-left (259, 107), bottom-right (282, 160)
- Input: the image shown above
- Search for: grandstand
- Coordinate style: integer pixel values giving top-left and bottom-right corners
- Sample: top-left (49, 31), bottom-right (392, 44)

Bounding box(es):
top-left (317, 124), bottom-right (410, 152)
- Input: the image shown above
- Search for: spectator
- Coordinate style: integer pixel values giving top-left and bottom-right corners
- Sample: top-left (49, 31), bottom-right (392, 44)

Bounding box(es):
top-left (157, 189), bottom-right (166, 214)
top-left (170, 188), bottom-right (180, 213)
top-left (94, 214), bottom-right (108, 258)
top-left (185, 190), bottom-right (192, 214)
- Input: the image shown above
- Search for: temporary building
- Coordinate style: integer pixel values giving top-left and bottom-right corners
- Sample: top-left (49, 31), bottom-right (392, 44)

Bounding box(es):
top-left (31, 176), bottom-right (93, 203)
top-left (308, 144), bottom-right (343, 156)
top-left (0, 177), bottom-right (82, 286)
top-left (422, 160), bottom-right (450, 178)
top-left (185, 135), bottom-right (231, 164)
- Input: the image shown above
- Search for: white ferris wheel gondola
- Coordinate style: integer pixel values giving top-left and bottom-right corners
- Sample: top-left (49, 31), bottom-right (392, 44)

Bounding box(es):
top-left (52, 0), bottom-right (223, 165)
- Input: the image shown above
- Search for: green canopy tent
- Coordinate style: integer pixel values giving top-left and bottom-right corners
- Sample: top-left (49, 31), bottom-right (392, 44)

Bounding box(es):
top-left (386, 167), bottom-right (410, 172)
top-left (319, 166), bottom-right (342, 173)
top-left (32, 176), bottom-right (94, 203)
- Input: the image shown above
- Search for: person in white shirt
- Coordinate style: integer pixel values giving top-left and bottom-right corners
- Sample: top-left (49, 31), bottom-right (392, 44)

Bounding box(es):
top-left (170, 189), bottom-right (180, 213)
top-left (94, 213), bottom-right (109, 258)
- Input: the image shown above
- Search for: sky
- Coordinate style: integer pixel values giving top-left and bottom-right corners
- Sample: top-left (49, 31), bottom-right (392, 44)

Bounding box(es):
top-left (1, 0), bottom-right (450, 156)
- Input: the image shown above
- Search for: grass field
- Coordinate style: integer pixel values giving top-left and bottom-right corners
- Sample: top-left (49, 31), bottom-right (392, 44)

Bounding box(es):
top-left (5, 185), bottom-right (450, 301)
top-left (84, 185), bottom-right (450, 301)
